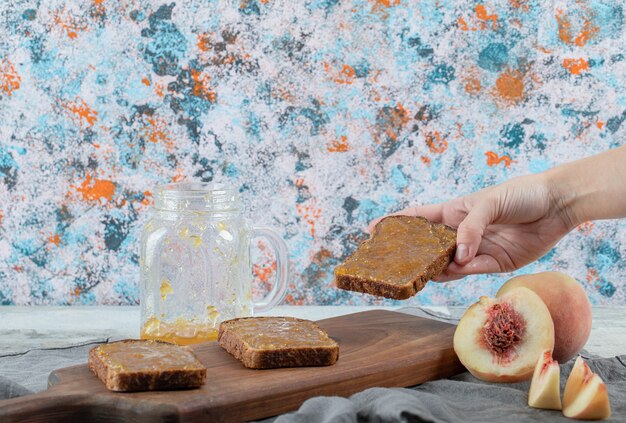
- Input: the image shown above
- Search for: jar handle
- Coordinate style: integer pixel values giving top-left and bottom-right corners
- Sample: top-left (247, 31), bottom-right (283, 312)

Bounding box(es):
top-left (250, 227), bottom-right (289, 313)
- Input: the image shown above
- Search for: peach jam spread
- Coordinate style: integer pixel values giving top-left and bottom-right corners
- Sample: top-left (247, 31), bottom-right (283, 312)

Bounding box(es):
top-left (93, 340), bottom-right (205, 372)
top-left (334, 215), bottom-right (456, 284)
top-left (141, 317), bottom-right (219, 345)
top-left (221, 317), bottom-right (337, 350)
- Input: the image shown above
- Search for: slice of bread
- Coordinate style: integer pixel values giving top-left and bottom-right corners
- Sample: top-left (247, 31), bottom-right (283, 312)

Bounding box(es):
top-left (88, 339), bottom-right (206, 392)
top-left (218, 317), bottom-right (339, 369)
top-left (334, 215), bottom-right (457, 300)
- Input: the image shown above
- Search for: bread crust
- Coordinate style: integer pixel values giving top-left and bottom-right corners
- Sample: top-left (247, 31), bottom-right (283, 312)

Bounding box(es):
top-left (334, 215), bottom-right (456, 300)
top-left (88, 340), bottom-right (206, 392)
top-left (218, 317), bottom-right (339, 369)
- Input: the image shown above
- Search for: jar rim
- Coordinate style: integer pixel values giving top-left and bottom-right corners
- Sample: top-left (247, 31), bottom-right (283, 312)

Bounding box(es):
top-left (156, 182), bottom-right (235, 194)
top-left (154, 182), bottom-right (240, 212)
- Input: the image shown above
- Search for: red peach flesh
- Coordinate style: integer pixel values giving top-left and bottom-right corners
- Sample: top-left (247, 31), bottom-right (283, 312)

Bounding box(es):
top-left (481, 302), bottom-right (526, 363)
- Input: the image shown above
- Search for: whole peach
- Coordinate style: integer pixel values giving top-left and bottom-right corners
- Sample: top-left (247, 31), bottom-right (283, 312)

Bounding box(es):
top-left (497, 272), bottom-right (592, 363)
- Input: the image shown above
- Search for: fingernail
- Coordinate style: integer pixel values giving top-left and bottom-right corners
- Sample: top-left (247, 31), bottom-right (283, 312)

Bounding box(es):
top-left (455, 244), bottom-right (468, 262)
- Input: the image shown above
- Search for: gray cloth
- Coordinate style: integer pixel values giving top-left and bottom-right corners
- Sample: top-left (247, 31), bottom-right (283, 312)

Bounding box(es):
top-left (0, 309), bottom-right (624, 422)
top-left (272, 354), bottom-right (626, 423)
top-left (0, 339), bottom-right (109, 397)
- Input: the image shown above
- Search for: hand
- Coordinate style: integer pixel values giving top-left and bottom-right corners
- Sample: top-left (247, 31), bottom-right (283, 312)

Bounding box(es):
top-left (369, 173), bottom-right (578, 281)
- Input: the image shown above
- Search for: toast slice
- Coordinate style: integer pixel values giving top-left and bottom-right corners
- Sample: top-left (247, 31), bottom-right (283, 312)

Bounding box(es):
top-left (88, 339), bottom-right (206, 392)
top-left (218, 317), bottom-right (339, 369)
top-left (334, 215), bottom-right (456, 300)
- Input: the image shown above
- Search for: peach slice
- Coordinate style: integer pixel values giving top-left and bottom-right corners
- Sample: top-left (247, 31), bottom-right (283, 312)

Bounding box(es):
top-left (564, 356), bottom-right (592, 406)
top-left (528, 350), bottom-right (561, 410)
top-left (562, 356), bottom-right (611, 420)
top-left (453, 287), bottom-right (555, 382)
top-left (497, 272), bottom-right (592, 363)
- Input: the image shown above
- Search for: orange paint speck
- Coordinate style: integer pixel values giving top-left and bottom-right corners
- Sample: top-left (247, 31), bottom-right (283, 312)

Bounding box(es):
top-left (253, 261), bottom-right (277, 283)
top-left (154, 83), bottom-right (165, 98)
top-left (465, 77), bottom-right (481, 94)
top-left (562, 58), bottom-right (589, 75)
top-left (457, 16), bottom-right (469, 31)
top-left (327, 136), bottom-right (349, 152)
top-left (53, 11), bottom-right (85, 40)
top-left (425, 132), bottom-right (448, 154)
top-left (0, 210), bottom-right (3, 226)
top-left (476, 5), bottom-right (497, 21)
top-left (596, 121), bottom-right (604, 129)
top-left (371, 0), bottom-right (400, 11)
top-left (324, 63), bottom-right (356, 85)
top-left (475, 4), bottom-right (498, 30)
top-left (197, 33), bottom-right (211, 52)
top-left (190, 69), bottom-right (216, 102)
top-left (141, 76), bottom-right (151, 86)
top-left (458, 5), bottom-right (498, 32)
top-left (143, 116), bottom-right (176, 152)
top-left (74, 173), bottom-right (116, 202)
top-left (369, 0), bottom-right (400, 18)
top-left (496, 69), bottom-right (524, 102)
top-left (0, 58), bottom-right (21, 97)
top-left (577, 221), bottom-right (595, 233)
top-left (63, 98), bottom-right (98, 127)
top-left (586, 268), bottom-right (599, 284)
top-left (485, 151), bottom-right (515, 168)
top-left (420, 155), bottom-right (431, 165)
top-left (145, 118), bottom-right (166, 143)
top-left (374, 103), bottom-right (410, 145)
top-left (509, 0), bottom-right (529, 12)
top-left (337, 64), bottom-right (356, 84)
top-left (92, 0), bottom-right (105, 17)
top-left (296, 202), bottom-right (322, 238)
top-left (142, 191), bottom-right (153, 206)
top-left (49, 234), bottom-right (61, 246)
top-left (555, 9), bottom-right (598, 47)
top-left (574, 27), bottom-right (597, 47)
top-left (536, 45), bottom-right (553, 54)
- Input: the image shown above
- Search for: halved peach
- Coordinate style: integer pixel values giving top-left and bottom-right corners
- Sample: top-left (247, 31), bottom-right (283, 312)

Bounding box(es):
top-left (497, 272), bottom-right (592, 363)
top-left (453, 287), bottom-right (555, 382)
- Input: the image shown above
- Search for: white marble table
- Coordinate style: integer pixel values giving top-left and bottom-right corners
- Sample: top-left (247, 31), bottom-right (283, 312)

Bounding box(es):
top-left (1, 305), bottom-right (624, 357)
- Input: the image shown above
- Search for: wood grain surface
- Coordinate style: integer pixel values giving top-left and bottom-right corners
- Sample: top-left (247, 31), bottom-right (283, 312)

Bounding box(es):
top-left (0, 310), bottom-right (464, 422)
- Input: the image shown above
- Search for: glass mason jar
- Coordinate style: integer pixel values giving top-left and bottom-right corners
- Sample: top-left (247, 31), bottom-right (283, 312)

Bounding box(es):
top-left (139, 182), bottom-right (288, 345)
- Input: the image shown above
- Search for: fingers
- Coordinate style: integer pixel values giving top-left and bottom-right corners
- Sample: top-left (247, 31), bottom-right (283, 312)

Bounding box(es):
top-left (446, 254), bottom-right (502, 277)
top-left (367, 217), bottom-right (384, 234)
top-left (432, 273), bottom-right (465, 282)
top-left (396, 203), bottom-right (444, 222)
top-left (431, 257), bottom-right (501, 283)
top-left (454, 202), bottom-right (494, 266)
top-left (367, 203), bottom-right (444, 234)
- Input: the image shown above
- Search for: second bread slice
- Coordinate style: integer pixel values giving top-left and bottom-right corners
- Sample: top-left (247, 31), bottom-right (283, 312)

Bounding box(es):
top-left (334, 215), bottom-right (457, 300)
top-left (88, 339), bottom-right (206, 392)
top-left (218, 317), bottom-right (339, 369)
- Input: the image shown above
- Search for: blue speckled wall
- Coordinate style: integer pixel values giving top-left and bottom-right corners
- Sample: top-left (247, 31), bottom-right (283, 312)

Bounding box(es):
top-left (0, 1), bottom-right (624, 305)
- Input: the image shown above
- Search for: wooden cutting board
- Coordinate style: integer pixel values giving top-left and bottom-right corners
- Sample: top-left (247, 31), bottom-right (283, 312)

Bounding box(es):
top-left (0, 310), bottom-right (465, 422)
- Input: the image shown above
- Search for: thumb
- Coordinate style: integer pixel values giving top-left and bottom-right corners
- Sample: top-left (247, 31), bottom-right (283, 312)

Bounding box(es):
top-left (454, 201), bottom-right (494, 265)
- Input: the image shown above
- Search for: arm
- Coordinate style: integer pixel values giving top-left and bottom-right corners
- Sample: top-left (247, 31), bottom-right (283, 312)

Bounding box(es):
top-left (373, 144), bottom-right (626, 280)
top-left (547, 144), bottom-right (626, 226)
